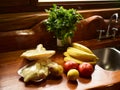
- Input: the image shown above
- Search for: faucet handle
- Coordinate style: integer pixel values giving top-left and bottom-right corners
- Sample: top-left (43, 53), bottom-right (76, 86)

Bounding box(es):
top-left (112, 27), bottom-right (118, 38)
top-left (97, 30), bottom-right (105, 40)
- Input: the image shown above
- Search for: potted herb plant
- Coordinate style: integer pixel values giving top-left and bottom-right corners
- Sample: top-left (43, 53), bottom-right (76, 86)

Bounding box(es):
top-left (44, 4), bottom-right (83, 47)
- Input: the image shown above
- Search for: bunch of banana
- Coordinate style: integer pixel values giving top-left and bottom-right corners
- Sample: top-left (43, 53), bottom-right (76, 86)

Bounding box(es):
top-left (64, 43), bottom-right (99, 65)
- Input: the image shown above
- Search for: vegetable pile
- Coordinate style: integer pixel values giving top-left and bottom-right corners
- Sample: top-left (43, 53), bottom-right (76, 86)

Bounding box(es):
top-left (18, 44), bottom-right (63, 82)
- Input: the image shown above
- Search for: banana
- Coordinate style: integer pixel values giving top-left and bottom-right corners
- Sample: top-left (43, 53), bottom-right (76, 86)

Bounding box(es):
top-left (63, 52), bottom-right (69, 57)
top-left (63, 43), bottom-right (99, 64)
top-left (64, 56), bottom-right (83, 64)
top-left (67, 47), bottom-right (98, 62)
top-left (64, 51), bottom-right (97, 64)
top-left (64, 56), bottom-right (97, 65)
top-left (72, 43), bottom-right (93, 54)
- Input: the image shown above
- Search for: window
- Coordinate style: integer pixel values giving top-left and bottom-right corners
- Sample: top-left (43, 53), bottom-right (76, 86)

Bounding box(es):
top-left (38, 0), bottom-right (120, 11)
top-left (0, 0), bottom-right (120, 13)
top-left (39, 0), bottom-right (119, 2)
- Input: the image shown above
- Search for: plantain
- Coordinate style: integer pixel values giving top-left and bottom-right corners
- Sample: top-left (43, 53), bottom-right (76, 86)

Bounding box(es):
top-left (64, 56), bottom-right (97, 65)
top-left (72, 43), bottom-right (93, 54)
top-left (67, 47), bottom-right (98, 62)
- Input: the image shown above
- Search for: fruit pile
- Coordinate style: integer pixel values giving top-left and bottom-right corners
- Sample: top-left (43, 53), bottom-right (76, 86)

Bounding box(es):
top-left (64, 61), bottom-right (94, 80)
top-left (63, 43), bottom-right (98, 80)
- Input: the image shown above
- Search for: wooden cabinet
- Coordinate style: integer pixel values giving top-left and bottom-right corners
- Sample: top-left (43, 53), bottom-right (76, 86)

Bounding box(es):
top-left (0, 0), bottom-right (38, 13)
top-left (0, 0), bottom-right (120, 13)
top-left (0, 0), bottom-right (30, 7)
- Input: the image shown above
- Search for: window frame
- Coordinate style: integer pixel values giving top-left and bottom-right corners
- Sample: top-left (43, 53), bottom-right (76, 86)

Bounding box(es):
top-left (37, 1), bottom-right (120, 11)
top-left (0, 0), bottom-right (120, 13)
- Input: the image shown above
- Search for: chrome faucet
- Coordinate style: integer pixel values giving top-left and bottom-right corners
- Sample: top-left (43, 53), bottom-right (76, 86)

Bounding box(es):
top-left (106, 13), bottom-right (119, 37)
top-left (98, 13), bottom-right (119, 40)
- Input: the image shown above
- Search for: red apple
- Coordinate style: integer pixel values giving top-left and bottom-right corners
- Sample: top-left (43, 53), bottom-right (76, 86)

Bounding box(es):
top-left (63, 61), bottom-right (79, 72)
top-left (78, 62), bottom-right (94, 78)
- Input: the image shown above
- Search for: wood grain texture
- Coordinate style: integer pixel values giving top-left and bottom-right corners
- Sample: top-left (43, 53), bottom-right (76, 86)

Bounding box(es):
top-left (0, 8), bottom-right (120, 52)
top-left (0, 50), bottom-right (120, 90)
top-left (0, 0), bottom-right (120, 13)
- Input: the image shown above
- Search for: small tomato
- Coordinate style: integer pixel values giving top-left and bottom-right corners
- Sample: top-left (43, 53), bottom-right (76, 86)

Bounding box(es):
top-left (78, 62), bottom-right (94, 78)
top-left (64, 61), bottom-right (79, 72)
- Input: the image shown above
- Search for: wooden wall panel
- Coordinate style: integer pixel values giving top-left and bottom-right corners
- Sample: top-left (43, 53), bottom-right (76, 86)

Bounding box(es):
top-left (0, 0), bottom-right (30, 7)
top-left (0, 0), bottom-right (120, 13)
top-left (0, 8), bottom-right (120, 52)
top-left (0, 0), bottom-right (38, 13)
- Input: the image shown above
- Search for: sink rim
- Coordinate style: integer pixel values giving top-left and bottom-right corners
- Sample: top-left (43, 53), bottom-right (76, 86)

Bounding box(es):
top-left (93, 47), bottom-right (120, 71)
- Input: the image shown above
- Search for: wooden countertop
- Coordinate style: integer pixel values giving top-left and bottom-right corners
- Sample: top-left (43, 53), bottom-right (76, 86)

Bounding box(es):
top-left (0, 50), bottom-right (120, 90)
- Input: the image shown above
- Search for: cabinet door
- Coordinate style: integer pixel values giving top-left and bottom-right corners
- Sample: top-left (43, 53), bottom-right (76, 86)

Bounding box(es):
top-left (0, 0), bottom-right (31, 7)
top-left (0, 0), bottom-right (38, 13)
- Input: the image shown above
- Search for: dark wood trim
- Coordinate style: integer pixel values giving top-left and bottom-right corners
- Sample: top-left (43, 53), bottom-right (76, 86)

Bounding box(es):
top-left (38, 1), bottom-right (120, 11)
top-left (0, 0), bottom-right (39, 13)
top-left (0, 0), bottom-right (120, 13)
top-left (0, 6), bottom-right (39, 13)
top-left (29, 0), bottom-right (38, 6)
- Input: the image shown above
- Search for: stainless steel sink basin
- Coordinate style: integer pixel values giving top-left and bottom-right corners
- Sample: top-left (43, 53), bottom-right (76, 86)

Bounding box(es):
top-left (93, 47), bottom-right (120, 71)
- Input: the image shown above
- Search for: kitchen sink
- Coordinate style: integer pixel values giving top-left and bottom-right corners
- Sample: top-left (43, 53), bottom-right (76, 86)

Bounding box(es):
top-left (93, 47), bottom-right (120, 71)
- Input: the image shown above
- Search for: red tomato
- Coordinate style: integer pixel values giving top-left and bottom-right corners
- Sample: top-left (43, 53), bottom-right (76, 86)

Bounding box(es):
top-left (64, 61), bottom-right (79, 72)
top-left (78, 62), bottom-right (94, 78)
